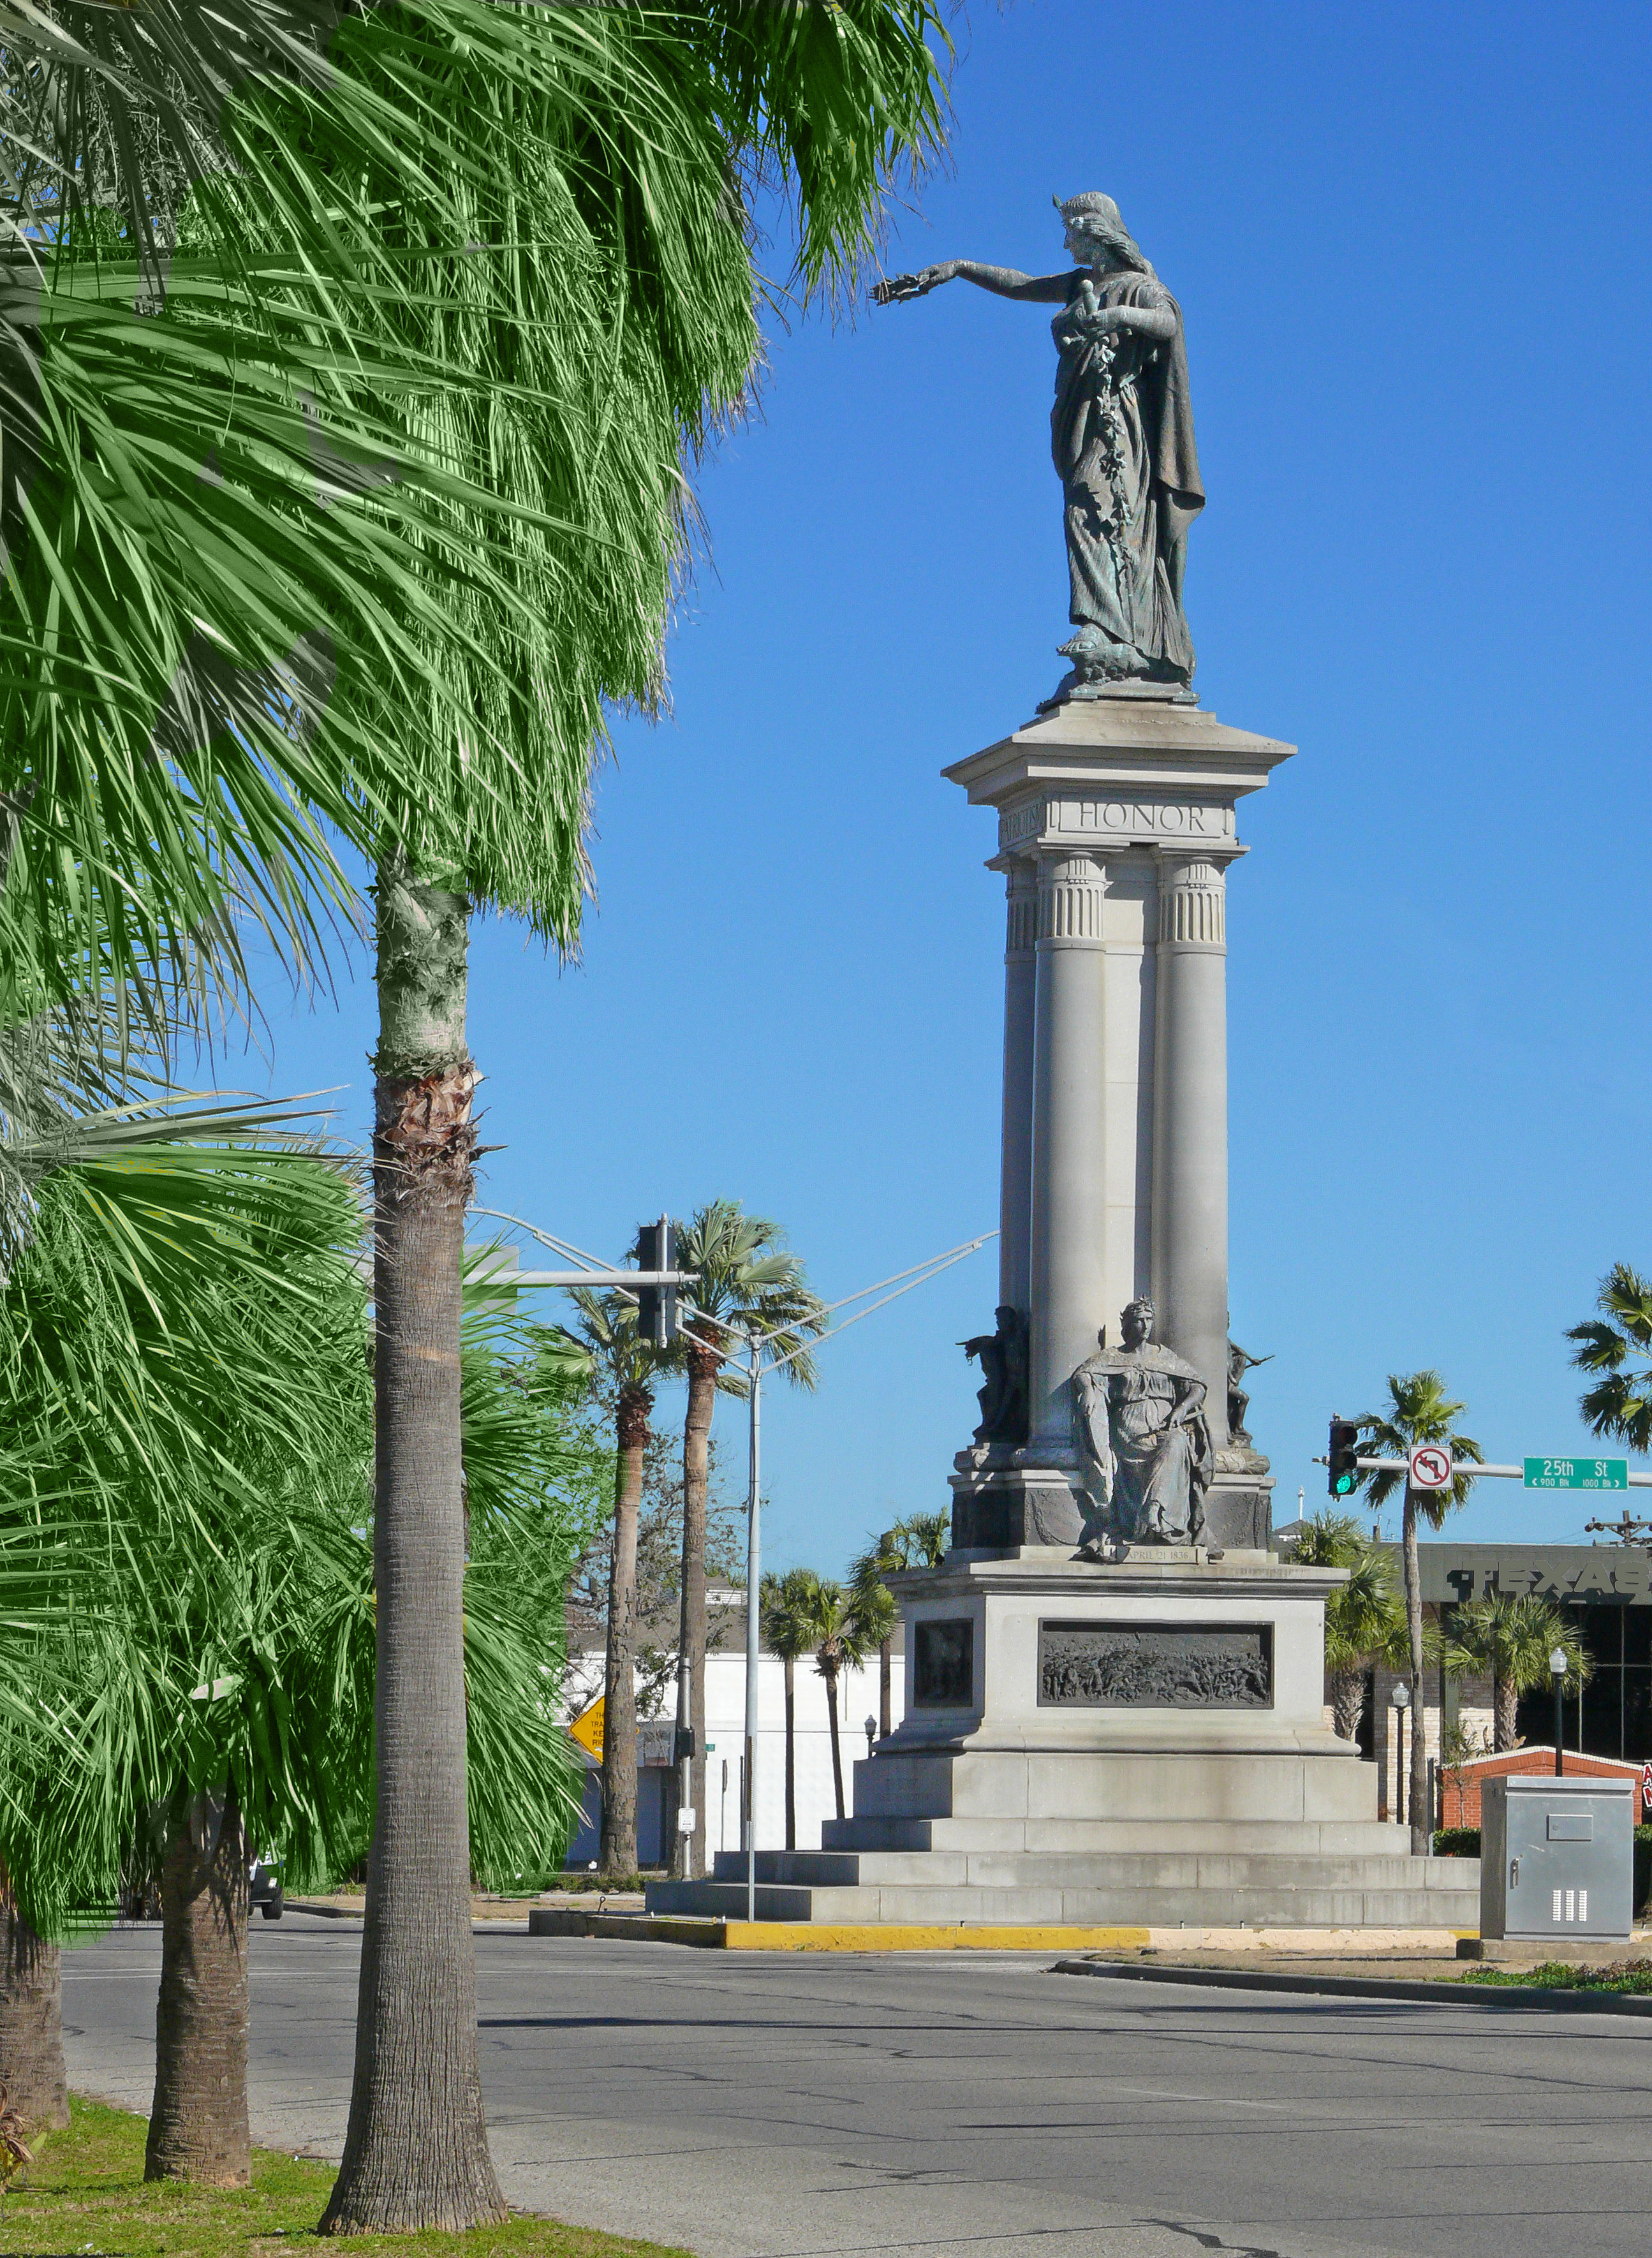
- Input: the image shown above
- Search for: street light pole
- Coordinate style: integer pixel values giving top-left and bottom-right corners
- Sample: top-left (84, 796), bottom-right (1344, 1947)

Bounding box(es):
top-left (1551, 1646), bottom-right (1568, 1778)
top-left (673, 1231), bottom-right (994, 1924)
top-left (470, 1206), bottom-right (991, 1910)
top-left (1390, 1681), bottom-right (1411, 1826)
top-left (744, 1337), bottom-right (762, 1924)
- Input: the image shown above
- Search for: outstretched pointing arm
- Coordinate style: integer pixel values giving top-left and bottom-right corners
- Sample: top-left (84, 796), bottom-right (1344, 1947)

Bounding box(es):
top-left (874, 260), bottom-right (1075, 306)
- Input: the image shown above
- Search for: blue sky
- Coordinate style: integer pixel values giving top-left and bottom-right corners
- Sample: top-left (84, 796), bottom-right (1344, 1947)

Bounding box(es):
top-left (243, 1), bottom-right (1652, 1568)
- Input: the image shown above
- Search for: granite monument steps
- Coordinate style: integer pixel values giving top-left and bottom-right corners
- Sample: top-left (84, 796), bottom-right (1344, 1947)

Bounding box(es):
top-left (649, 1859), bottom-right (1480, 1930)
top-left (642, 1553), bottom-right (1482, 1931)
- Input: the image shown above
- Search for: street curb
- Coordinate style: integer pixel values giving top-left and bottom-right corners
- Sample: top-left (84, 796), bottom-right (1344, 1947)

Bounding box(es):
top-left (526, 1908), bottom-right (1156, 1951)
top-left (1048, 1957), bottom-right (1652, 2016)
top-left (284, 1904), bottom-right (532, 1937)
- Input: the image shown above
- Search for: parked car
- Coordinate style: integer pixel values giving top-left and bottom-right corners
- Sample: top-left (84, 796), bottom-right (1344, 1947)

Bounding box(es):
top-left (249, 1854), bottom-right (284, 1920)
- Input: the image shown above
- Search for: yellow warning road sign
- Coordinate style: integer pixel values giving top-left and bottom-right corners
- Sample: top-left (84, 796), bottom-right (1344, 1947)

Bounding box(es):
top-left (568, 1695), bottom-right (604, 1759)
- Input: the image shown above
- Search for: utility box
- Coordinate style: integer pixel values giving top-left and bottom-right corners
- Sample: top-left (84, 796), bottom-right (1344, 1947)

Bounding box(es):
top-left (1480, 1776), bottom-right (1634, 1942)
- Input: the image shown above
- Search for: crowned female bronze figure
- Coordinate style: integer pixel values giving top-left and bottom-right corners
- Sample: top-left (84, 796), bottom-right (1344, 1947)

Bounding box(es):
top-left (1072, 1299), bottom-right (1214, 1551)
top-left (876, 193), bottom-right (1204, 702)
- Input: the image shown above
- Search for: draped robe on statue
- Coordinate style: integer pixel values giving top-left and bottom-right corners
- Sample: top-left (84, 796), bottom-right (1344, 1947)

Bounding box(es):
top-left (1073, 1343), bottom-right (1214, 1546)
top-left (1051, 270), bottom-right (1204, 683)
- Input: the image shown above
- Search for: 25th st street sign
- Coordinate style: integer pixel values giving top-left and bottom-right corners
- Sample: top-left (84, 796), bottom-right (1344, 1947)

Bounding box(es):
top-left (1523, 1457), bottom-right (1629, 1491)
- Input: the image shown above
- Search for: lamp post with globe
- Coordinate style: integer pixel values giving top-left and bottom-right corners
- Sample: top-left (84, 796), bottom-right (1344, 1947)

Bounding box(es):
top-left (1551, 1647), bottom-right (1569, 1778)
top-left (1390, 1680), bottom-right (1412, 1826)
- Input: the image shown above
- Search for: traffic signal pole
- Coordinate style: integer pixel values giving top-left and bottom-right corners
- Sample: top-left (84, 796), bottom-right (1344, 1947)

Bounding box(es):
top-left (672, 1232), bottom-right (995, 1922)
top-left (1346, 1457), bottom-right (1652, 1485)
top-left (477, 1204), bottom-right (995, 1917)
top-left (743, 1337), bottom-right (761, 1924)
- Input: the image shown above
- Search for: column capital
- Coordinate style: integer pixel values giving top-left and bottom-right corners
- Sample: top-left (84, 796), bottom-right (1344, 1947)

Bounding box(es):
top-left (1034, 846), bottom-right (1106, 949)
top-left (1152, 841), bottom-right (1245, 873)
top-left (1001, 855), bottom-right (1038, 959)
top-left (1154, 852), bottom-right (1227, 950)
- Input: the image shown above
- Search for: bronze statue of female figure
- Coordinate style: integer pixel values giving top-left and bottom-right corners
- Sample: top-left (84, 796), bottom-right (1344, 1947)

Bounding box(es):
top-left (1072, 1297), bottom-right (1214, 1550)
top-left (875, 193), bottom-right (1204, 700)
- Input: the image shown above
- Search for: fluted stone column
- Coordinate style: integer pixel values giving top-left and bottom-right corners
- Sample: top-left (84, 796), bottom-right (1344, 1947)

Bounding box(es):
top-left (945, 695), bottom-right (1292, 1552)
top-left (1028, 848), bottom-right (1108, 1456)
top-left (1151, 851), bottom-right (1232, 1445)
top-left (996, 857), bottom-right (1037, 1313)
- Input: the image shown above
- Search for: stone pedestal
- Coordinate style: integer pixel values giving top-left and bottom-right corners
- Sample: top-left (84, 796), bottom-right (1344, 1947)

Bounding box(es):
top-left (946, 689), bottom-right (1291, 1544)
top-left (649, 1556), bottom-right (1480, 1928)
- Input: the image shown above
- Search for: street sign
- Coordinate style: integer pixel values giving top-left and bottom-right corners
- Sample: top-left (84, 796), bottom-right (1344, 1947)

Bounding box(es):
top-left (1524, 1457), bottom-right (1628, 1491)
top-left (1409, 1445), bottom-right (1453, 1491)
top-left (568, 1695), bottom-right (604, 1759)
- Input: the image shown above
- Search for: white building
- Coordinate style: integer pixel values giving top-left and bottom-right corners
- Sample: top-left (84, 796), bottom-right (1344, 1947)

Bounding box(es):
top-left (564, 1633), bottom-right (904, 1868)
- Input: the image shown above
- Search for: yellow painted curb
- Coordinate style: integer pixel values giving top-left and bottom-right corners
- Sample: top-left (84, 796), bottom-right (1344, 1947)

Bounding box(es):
top-left (720, 1922), bottom-right (1153, 1953)
top-left (527, 1908), bottom-right (1154, 1951)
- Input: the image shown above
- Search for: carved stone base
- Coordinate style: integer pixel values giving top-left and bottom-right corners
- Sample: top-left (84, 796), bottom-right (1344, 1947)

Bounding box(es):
top-left (1204, 1447), bottom-right (1275, 1553)
top-left (647, 1551), bottom-right (1480, 1928)
top-left (950, 1459), bottom-right (1084, 1551)
top-left (1037, 665), bottom-right (1199, 715)
top-left (951, 1450), bottom-right (1274, 1556)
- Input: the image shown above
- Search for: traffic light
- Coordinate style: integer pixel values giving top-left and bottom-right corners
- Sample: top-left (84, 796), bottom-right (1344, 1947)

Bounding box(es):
top-left (634, 1216), bottom-right (679, 1348)
top-left (1327, 1415), bottom-right (1361, 1498)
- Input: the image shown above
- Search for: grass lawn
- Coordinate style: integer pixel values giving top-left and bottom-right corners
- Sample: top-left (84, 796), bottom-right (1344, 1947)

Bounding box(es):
top-left (1461, 1956), bottom-right (1652, 1994)
top-left (3, 2096), bottom-right (691, 2258)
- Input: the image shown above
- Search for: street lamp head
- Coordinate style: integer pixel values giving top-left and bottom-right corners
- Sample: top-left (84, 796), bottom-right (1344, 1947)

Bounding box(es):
top-left (1550, 1646), bottom-right (1569, 1679)
top-left (1391, 1681), bottom-right (1411, 1712)
top-left (863, 1715), bottom-right (878, 1756)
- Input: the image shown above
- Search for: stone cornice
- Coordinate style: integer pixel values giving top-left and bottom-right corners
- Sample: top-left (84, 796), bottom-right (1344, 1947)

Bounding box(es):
top-left (945, 698), bottom-right (1295, 812)
top-left (889, 1553), bottom-right (1350, 1602)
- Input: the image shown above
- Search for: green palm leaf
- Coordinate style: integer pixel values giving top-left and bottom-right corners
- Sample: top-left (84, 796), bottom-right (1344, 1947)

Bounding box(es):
top-left (1568, 1266), bottom-right (1652, 1455)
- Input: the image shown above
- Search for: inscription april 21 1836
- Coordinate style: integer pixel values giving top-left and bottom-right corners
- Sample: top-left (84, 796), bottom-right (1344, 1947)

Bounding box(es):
top-left (1038, 1621), bottom-right (1272, 1708)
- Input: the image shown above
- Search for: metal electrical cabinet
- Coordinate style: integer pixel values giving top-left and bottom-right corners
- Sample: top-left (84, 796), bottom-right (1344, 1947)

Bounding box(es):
top-left (1480, 1776), bottom-right (1634, 1942)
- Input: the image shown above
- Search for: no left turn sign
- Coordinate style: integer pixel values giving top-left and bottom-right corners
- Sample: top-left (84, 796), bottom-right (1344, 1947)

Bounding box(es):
top-left (1409, 1445), bottom-right (1453, 1491)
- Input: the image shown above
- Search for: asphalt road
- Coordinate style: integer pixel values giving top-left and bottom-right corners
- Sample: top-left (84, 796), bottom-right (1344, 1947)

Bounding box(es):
top-left (61, 1917), bottom-right (1652, 2258)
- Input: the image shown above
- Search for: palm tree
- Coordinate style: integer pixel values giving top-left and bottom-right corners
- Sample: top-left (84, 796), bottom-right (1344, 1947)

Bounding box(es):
top-left (7, 10), bottom-right (949, 2223)
top-left (0, 1118), bottom-right (378, 2187)
top-left (329, 26), bottom-right (947, 2227)
top-left (0, 4), bottom-right (607, 1042)
top-left (1352, 1373), bottom-right (1484, 1854)
top-left (0, 1884), bottom-right (66, 2144)
top-left (850, 1514), bottom-right (950, 1738)
top-left (1567, 1264), bottom-right (1652, 1450)
top-left (670, 1202), bottom-right (826, 1878)
top-left (760, 1569), bottom-right (823, 1853)
top-left (1445, 1594), bottom-right (1589, 1753)
top-left (806, 1580), bottom-right (887, 1823)
top-left (568, 1290), bottom-right (674, 1878)
top-left (0, 1037), bottom-right (594, 2177)
top-left (1290, 1513), bottom-right (1411, 1743)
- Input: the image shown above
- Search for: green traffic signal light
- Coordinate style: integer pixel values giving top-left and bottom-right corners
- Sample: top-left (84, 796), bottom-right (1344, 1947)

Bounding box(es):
top-left (1328, 1417), bottom-right (1360, 1498)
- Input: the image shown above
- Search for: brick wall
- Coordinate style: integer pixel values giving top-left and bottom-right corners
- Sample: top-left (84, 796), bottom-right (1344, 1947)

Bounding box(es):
top-left (1440, 1748), bottom-right (1645, 1831)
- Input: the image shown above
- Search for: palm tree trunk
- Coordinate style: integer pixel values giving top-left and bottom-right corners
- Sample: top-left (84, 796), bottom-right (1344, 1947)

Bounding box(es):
top-left (600, 1385), bottom-right (649, 1877)
top-left (1494, 1669), bottom-right (1518, 1752)
top-left (1402, 1488), bottom-right (1428, 1855)
top-left (1329, 1664), bottom-right (1366, 1745)
top-left (0, 1880), bottom-right (68, 2139)
top-left (878, 1636), bottom-right (891, 1742)
top-left (674, 1347), bottom-right (717, 1881)
top-left (824, 1665), bottom-right (846, 1822)
top-left (321, 852), bottom-right (503, 2235)
top-left (145, 1787), bottom-right (249, 2187)
top-left (783, 1654), bottom-right (796, 1852)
